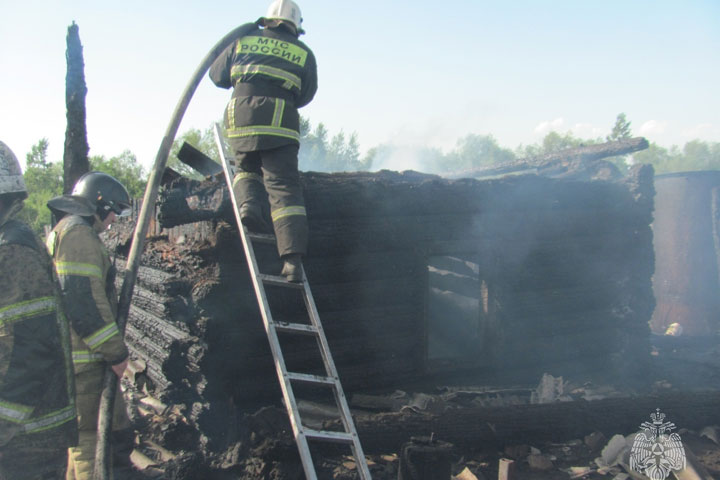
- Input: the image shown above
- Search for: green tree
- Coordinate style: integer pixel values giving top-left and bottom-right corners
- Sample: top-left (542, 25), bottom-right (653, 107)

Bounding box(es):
top-left (516, 131), bottom-right (593, 158)
top-left (326, 130), bottom-right (347, 171)
top-left (27, 138), bottom-right (51, 169)
top-left (297, 117), bottom-right (374, 172)
top-left (18, 138), bottom-right (63, 234)
top-left (634, 140), bottom-right (720, 174)
top-left (18, 140), bottom-right (148, 235)
top-left (604, 113), bottom-right (634, 172)
top-left (90, 150), bottom-right (147, 198)
top-left (682, 140), bottom-right (720, 171)
top-left (632, 143), bottom-right (677, 173)
top-left (345, 132), bottom-right (362, 170)
top-left (322, 131), bottom-right (362, 172)
top-left (540, 131), bottom-right (590, 153)
top-left (607, 113), bottom-right (632, 142)
top-left (356, 146), bottom-right (376, 171)
top-left (443, 134), bottom-right (516, 173)
top-left (299, 121), bottom-right (329, 171)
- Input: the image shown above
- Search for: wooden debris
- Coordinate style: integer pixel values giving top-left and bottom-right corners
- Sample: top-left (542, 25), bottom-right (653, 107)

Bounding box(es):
top-left (527, 454), bottom-right (554, 470)
top-left (566, 466), bottom-right (594, 478)
top-left (584, 431), bottom-right (607, 452)
top-left (699, 426), bottom-right (720, 445)
top-left (497, 459), bottom-right (515, 480)
top-left (138, 396), bottom-right (168, 416)
top-left (142, 440), bottom-right (177, 462)
top-left (130, 449), bottom-right (159, 471)
top-left (351, 393), bottom-right (407, 412)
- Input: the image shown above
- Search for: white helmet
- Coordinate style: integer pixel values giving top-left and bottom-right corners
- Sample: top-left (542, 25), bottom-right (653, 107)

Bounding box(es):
top-left (264, 0), bottom-right (303, 34)
top-left (0, 140), bottom-right (27, 196)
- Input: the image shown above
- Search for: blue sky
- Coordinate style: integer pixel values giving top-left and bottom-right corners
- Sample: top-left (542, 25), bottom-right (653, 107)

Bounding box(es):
top-left (1, 0), bottom-right (719, 171)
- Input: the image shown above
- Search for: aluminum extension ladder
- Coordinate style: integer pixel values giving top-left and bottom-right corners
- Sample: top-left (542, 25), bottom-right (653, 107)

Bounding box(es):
top-left (213, 124), bottom-right (372, 480)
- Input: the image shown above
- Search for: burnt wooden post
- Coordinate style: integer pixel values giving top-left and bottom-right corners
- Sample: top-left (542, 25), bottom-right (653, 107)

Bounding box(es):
top-left (63, 22), bottom-right (90, 193)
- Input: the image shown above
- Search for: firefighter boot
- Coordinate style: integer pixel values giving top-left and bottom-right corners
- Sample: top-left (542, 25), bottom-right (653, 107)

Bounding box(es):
top-left (239, 203), bottom-right (271, 233)
top-left (280, 254), bottom-right (303, 283)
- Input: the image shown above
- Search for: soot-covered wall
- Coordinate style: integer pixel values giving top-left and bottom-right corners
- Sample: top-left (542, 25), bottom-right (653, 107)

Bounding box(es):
top-left (113, 166), bottom-right (654, 450)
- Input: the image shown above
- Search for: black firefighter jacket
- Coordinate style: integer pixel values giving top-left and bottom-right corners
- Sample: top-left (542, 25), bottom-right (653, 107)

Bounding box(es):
top-left (0, 219), bottom-right (77, 450)
top-left (209, 22), bottom-right (318, 152)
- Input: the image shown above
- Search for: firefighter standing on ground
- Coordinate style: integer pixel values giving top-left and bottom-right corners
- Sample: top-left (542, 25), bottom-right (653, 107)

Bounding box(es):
top-left (210, 0), bottom-right (318, 282)
top-left (0, 140), bottom-right (78, 480)
top-left (46, 172), bottom-right (131, 480)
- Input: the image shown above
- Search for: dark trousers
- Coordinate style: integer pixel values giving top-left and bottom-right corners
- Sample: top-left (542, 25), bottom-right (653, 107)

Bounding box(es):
top-left (0, 440), bottom-right (67, 480)
top-left (231, 143), bottom-right (308, 257)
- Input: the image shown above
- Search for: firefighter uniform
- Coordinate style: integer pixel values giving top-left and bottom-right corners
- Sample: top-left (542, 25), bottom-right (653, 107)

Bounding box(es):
top-left (209, 20), bottom-right (318, 258)
top-left (46, 215), bottom-right (129, 480)
top-left (0, 219), bottom-right (77, 480)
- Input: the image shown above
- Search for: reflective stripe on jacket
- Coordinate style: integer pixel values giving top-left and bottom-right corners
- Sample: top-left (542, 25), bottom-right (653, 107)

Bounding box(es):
top-left (209, 22), bottom-right (318, 152)
top-left (0, 219), bottom-right (77, 445)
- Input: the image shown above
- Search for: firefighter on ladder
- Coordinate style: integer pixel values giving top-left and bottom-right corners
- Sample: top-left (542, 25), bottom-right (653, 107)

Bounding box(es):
top-left (0, 140), bottom-right (78, 480)
top-left (46, 172), bottom-right (132, 480)
top-left (209, 0), bottom-right (318, 282)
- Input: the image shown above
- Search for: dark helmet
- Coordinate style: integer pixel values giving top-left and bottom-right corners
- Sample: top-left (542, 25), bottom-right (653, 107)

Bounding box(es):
top-left (72, 171), bottom-right (131, 219)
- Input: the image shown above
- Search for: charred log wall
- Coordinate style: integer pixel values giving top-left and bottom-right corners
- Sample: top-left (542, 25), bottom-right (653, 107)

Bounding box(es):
top-left (479, 168), bottom-right (655, 378)
top-left (113, 166), bottom-right (654, 451)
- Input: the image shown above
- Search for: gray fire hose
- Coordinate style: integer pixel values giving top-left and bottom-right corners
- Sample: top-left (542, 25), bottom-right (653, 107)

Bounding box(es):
top-left (92, 25), bottom-right (250, 479)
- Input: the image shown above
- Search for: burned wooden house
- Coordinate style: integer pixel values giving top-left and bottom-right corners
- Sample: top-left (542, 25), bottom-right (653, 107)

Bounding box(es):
top-left (106, 138), bottom-right (698, 478)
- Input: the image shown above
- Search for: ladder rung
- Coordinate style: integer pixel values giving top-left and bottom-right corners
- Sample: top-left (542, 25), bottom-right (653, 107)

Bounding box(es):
top-left (302, 428), bottom-right (355, 444)
top-left (258, 273), bottom-right (304, 289)
top-left (273, 321), bottom-right (319, 335)
top-left (247, 232), bottom-right (276, 244)
top-left (286, 372), bottom-right (337, 386)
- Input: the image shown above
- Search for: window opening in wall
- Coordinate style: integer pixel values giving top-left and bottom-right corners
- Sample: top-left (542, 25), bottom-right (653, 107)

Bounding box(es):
top-left (427, 255), bottom-right (487, 367)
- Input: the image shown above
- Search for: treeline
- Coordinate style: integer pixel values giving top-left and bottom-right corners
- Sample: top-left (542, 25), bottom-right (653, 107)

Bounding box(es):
top-left (365, 114), bottom-right (720, 176)
top-left (170, 113), bottom-right (720, 176)
top-left (17, 113), bottom-right (720, 234)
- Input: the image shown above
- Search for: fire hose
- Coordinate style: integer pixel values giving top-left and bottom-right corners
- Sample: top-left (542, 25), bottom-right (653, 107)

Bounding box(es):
top-left (92, 24), bottom-right (252, 479)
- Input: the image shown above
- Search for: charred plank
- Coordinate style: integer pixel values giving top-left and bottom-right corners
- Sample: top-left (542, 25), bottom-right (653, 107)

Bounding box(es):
top-left (338, 391), bottom-right (720, 454)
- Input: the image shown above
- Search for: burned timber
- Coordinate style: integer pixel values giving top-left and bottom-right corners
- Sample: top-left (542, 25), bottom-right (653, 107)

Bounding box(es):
top-left (103, 138), bottom-right (720, 479)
